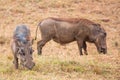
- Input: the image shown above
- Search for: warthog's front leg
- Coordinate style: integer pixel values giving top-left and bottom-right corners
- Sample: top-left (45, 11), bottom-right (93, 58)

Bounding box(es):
top-left (83, 41), bottom-right (88, 55)
top-left (13, 54), bottom-right (18, 69)
top-left (76, 39), bottom-right (84, 55)
top-left (11, 41), bottom-right (19, 69)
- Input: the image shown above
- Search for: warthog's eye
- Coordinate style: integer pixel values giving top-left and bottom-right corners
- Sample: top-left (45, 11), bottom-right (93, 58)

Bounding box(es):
top-left (18, 49), bottom-right (25, 56)
top-left (101, 32), bottom-right (106, 38)
top-left (104, 32), bottom-right (107, 37)
top-left (20, 53), bottom-right (25, 56)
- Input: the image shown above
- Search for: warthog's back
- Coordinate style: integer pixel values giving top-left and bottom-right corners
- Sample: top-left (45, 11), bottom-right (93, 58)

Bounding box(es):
top-left (49, 17), bottom-right (95, 26)
top-left (40, 17), bottom-right (96, 33)
top-left (13, 25), bottom-right (30, 43)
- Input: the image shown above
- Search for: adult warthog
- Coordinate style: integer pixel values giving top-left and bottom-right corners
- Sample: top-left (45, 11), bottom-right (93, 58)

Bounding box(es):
top-left (35, 17), bottom-right (107, 55)
top-left (11, 25), bottom-right (35, 69)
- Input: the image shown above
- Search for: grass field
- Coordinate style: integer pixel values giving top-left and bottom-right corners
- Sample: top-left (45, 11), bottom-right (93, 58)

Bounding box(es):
top-left (0, 0), bottom-right (120, 80)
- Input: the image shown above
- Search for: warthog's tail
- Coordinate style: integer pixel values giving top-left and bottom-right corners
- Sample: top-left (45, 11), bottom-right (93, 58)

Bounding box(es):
top-left (34, 22), bottom-right (41, 40)
top-left (31, 22), bottom-right (41, 44)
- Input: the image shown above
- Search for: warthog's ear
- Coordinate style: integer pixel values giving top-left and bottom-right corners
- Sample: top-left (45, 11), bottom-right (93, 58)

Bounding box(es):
top-left (92, 23), bottom-right (102, 32)
top-left (31, 39), bottom-right (34, 45)
top-left (26, 36), bottom-right (30, 41)
top-left (92, 23), bottom-right (101, 27)
top-left (92, 23), bottom-right (102, 39)
top-left (15, 41), bottom-right (23, 47)
top-left (26, 36), bottom-right (34, 45)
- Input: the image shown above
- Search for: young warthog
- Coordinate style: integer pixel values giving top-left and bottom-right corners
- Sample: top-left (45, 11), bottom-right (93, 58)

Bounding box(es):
top-left (35, 17), bottom-right (107, 55)
top-left (11, 25), bottom-right (35, 69)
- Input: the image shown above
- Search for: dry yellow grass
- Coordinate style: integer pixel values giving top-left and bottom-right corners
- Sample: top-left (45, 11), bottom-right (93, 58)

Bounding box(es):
top-left (0, 0), bottom-right (120, 80)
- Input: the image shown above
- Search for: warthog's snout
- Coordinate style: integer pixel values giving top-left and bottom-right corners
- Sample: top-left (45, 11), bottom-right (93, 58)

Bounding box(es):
top-left (25, 62), bottom-right (35, 70)
top-left (99, 47), bottom-right (107, 54)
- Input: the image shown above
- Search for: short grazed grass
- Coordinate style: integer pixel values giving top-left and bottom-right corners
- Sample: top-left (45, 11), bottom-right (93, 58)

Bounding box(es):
top-left (0, 53), bottom-right (119, 80)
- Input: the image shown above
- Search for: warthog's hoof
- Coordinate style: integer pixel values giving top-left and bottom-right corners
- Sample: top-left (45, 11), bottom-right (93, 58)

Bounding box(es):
top-left (80, 54), bottom-right (83, 56)
top-left (38, 52), bottom-right (42, 55)
top-left (13, 61), bottom-right (15, 64)
top-left (85, 52), bottom-right (88, 55)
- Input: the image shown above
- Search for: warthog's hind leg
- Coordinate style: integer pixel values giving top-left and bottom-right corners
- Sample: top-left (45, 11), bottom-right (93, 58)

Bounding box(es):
top-left (37, 39), bottom-right (50, 55)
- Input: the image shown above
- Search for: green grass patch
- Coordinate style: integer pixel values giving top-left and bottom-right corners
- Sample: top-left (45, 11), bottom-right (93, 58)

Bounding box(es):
top-left (33, 56), bottom-right (86, 74)
top-left (60, 61), bottom-right (85, 73)
top-left (85, 60), bottom-right (115, 76)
